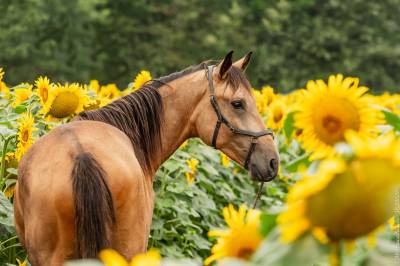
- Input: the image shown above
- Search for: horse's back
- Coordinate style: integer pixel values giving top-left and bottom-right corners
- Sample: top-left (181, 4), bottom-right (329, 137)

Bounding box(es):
top-left (15, 120), bottom-right (153, 265)
top-left (18, 120), bottom-right (144, 201)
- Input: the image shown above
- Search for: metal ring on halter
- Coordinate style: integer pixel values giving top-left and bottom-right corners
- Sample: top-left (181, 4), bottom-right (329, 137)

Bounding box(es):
top-left (206, 65), bottom-right (274, 170)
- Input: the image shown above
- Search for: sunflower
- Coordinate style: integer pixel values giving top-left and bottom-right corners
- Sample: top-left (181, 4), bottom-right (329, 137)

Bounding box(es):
top-left (15, 113), bottom-right (37, 160)
top-left (267, 99), bottom-right (287, 130)
top-left (261, 86), bottom-right (275, 106)
top-left (278, 132), bottom-right (400, 244)
top-left (131, 250), bottom-right (160, 266)
top-left (252, 86), bottom-right (276, 115)
top-left (0, 81), bottom-right (9, 98)
top-left (89, 79), bottom-right (101, 93)
top-left (42, 83), bottom-right (87, 118)
top-left (376, 92), bottom-right (400, 115)
top-left (13, 84), bottom-right (33, 107)
top-left (84, 97), bottom-right (111, 111)
top-left (285, 89), bottom-right (306, 107)
top-left (5, 152), bottom-right (18, 169)
top-left (35, 76), bottom-right (52, 105)
top-left (133, 70), bottom-right (152, 91)
top-left (294, 74), bottom-right (383, 159)
top-left (185, 158), bottom-right (199, 185)
top-left (99, 249), bottom-right (160, 266)
top-left (4, 185), bottom-right (15, 199)
top-left (389, 216), bottom-right (399, 232)
top-left (16, 258), bottom-right (28, 266)
top-left (220, 152), bottom-right (230, 167)
top-left (179, 140), bottom-right (189, 149)
top-left (205, 204), bottom-right (262, 265)
top-left (99, 84), bottom-right (121, 100)
top-left (4, 152), bottom-right (18, 179)
top-left (252, 89), bottom-right (268, 114)
top-left (83, 83), bottom-right (111, 110)
top-left (0, 67), bottom-right (9, 98)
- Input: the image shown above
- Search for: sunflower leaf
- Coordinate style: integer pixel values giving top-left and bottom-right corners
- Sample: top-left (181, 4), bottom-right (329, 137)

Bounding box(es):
top-left (259, 213), bottom-right (277, 237)
top-left (14, 104), bottom-right (27, 114)
top-left (0, 125), bottom-right (14, 137)
top-left (283, 111), bottom-right (295, 139)
top-left (383, 110), bottom-right (400, 132)
top-left (64, 260), bottom-right (103, 266)
top-left (285, 153), bottom-right (310, 173)
top-left (253, 230), bottom-right (329, 266)
top-left (0, 191), bottom-right (15, 233)
top-left (6, 168), bottom-right (17, 175)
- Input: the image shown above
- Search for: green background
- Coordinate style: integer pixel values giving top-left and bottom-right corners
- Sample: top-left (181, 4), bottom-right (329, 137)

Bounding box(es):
top-left (1, 0), bottom-right (399, 93)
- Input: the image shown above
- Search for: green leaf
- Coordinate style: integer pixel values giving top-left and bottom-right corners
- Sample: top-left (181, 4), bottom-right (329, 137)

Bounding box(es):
top-left (157, 198), bottom-right (175, 208)
top-left (6, 168), bottom-right (17, 175)
top-left (259, 213), bottom-right (277, 237)
top-left (187, 234), bottom-right (211, 250)
top-left (383, 110), bottom-right (400, 131)
top-left (200, 164), bottom-right (219, 177)
top-left (0, 125), bottom-right (14, 137)
top-left (151, 218), bottom-right (165, 230)
top-left (64, 260), bottom-right (103, 266)
top-left (163, 160), bottom-right (182, 173)
top-left (285, 153), bottom-right (310, 173)
top-left (14, 104), bottom-right (27, 114)
top-left (166, 183), bottom-right (186, 194)
top-left (253, 230), bottom-right (329, 266)
top-left (0, 191), bottom-right (15, 233)
top-left (283, 111), bottom-right (295, 139)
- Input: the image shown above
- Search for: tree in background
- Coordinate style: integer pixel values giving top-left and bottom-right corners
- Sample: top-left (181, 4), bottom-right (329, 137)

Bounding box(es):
top-left (0, 0), bottom-right (399, 92)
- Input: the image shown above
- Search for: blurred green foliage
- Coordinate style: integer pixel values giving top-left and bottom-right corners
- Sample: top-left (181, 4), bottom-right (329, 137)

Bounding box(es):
top-left (150, 139), bottom-right (288, 261)
top-left (1, 0), bottom-right (399, 92)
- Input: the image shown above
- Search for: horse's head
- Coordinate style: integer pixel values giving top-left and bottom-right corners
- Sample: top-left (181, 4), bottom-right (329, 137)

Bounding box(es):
top-left (195, 51), bottom-right (279, 182)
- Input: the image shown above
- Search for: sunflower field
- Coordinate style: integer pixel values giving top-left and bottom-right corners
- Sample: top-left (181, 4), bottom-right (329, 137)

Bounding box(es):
top-left (0, 66), bottom-right (399, 266)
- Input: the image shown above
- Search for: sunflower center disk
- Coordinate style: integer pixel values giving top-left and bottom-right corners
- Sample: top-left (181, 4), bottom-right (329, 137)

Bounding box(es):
top-left (313, 97), bottom-right (360, 145)
top-left (273, 110), bottom-right (283, 123)
top-left (237, 247), bottom-right (255, 260)
top-left (322, 115), bottom-right (341, 133)
top-left (50, 92), bottom-right (80, 118)
top-left (306, 159), bottom-right (399, 241)
top-left (42, 89), bottom-right (48, 102)
top-left (21, 130), bottom-right (29, 143)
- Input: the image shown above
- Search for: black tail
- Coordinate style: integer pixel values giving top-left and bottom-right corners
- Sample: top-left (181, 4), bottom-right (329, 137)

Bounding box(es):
top-left (72, 152), bottom-right (115, 258)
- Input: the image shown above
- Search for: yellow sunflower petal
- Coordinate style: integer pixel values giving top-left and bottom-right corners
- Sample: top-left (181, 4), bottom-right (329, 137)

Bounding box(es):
top-left (99, 249), bottom-right (129, 266)
top-left (130, 249), bottom-right (160, 266)
top-left (133, 70), bottom-right (152, 91)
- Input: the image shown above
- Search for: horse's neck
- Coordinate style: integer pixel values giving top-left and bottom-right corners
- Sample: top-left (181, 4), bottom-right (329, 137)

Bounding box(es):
top-left (154, 71), bottom-right (207, 170)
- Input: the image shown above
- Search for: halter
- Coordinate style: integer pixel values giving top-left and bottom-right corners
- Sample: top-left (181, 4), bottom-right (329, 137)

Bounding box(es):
top-left (206, 65), bottom-right (274, 170)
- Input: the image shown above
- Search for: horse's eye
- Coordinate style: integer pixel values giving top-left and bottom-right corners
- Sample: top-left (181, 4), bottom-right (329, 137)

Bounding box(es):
top-left (231, 100), bottom-right (244, 109)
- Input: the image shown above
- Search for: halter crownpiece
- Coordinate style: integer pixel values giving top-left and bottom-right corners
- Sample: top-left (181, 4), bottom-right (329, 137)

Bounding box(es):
top-left (206, 65), bottom-right (274, 170)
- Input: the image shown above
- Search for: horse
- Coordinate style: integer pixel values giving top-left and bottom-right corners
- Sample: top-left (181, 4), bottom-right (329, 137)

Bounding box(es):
top-left (13, 51), bottom-right (279, 265)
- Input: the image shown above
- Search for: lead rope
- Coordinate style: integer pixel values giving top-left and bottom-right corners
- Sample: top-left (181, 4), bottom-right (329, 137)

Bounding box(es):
top-left (252, 181), bottom-right (265, 209)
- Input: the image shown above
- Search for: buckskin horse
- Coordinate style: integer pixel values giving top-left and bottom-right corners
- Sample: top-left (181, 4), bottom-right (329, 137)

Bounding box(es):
top-left (14, 51), bottom-right (279, 265)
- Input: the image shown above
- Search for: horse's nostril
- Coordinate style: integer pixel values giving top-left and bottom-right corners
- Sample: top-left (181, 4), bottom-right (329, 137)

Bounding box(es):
top-left (269, 158), bottom-right (279, 176)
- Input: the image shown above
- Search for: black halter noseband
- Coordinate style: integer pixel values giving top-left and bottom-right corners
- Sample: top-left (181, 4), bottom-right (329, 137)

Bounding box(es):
top-left (206, 65), bottom-right (274, 170)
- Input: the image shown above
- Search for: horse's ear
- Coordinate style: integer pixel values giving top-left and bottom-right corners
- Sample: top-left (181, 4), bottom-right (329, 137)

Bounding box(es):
top-left (217, 51), bottom-right (234, 79)
top-left (233, 51), bottom-right (252, 71)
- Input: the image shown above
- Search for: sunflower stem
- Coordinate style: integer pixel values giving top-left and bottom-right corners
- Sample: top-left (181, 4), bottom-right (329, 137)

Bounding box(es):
top-left (337, 241), bottom-right (343, 266)
top-left (330, 242), bottom-right (342, 266)
top-left (0, 135), bottom-right (15, 189)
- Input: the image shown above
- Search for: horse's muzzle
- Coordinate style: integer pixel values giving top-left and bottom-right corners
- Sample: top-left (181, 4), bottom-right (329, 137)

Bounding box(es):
top-left (250, 163), bottom-right (277, 182)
